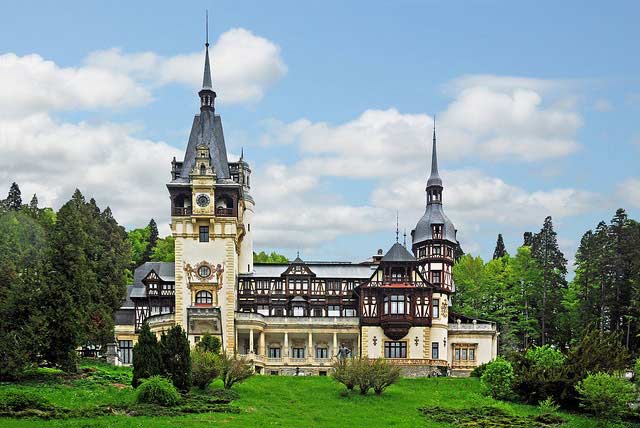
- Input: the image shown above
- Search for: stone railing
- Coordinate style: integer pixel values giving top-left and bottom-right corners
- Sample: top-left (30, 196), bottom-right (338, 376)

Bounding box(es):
top-left (448, 322), bottom-right (495, 332)
top-left (235, 312), bottom-right (359, 328)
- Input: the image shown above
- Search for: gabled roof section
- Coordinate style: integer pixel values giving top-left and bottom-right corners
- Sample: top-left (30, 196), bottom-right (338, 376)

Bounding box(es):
top-left (382, 242), bottom-right (416, 263)
top-left (282, 257), bottom-right (316, 277)
top-left (177, 110), bottom-right (230, 181)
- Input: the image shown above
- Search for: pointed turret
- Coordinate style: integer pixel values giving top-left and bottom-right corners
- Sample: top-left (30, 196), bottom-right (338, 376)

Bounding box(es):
top-left (426, 117), bottom-right (442, 203)
top-left (199, 10), bottom-right (216, 111)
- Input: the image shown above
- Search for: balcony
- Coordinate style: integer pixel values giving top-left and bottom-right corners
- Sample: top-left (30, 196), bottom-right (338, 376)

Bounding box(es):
top-left (215, 207), bottom-right (234, 217)
top-left (448, 322), bottom-right (496, 332)
top-left (172, 207), bottom-right (192, 216)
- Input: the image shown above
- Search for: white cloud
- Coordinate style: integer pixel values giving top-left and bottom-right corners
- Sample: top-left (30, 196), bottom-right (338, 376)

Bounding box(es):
top-left (86, 28), bottom-right (287, 104)
top-left (617, 178), bottom-right (640, 208)
top-left (0, 113), bottom-right (180, 233)
top-left (251, 163), bottom-right (392, 248)
top-left (0, 53), bottom-right (151, 117)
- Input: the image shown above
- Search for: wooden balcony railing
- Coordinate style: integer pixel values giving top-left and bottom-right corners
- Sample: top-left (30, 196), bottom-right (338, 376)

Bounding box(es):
top-left (216, 207), bottom-right (234, 217)
top-left (172, 207), bottom-right (192, 216)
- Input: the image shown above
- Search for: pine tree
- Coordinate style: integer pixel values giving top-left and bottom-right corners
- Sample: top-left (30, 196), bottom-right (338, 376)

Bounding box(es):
top-left (493, 234), bottom-right (507, 259)
top-left (6, 182), bottom-right (22, 211)
top-left (531, 216), bottom-right (567, 346)
top-left (523, 232), bottom-right (533, 247)
top-left (132, 322), bottom-right (162, 387)
top-left (141, 219), bottom-right (159, 263)
top-left (454, 241), bottom-right (465, 261)
top-left (160, 325), bottom-right (192, 391)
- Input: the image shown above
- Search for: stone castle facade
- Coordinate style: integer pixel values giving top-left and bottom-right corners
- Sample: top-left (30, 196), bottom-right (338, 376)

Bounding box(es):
top-left (113, 36), bottom-right (498, 376)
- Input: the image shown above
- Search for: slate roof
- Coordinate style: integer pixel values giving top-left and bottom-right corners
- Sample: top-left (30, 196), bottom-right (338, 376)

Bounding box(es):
top-left (128, 262), bottom-right (175, 300)
top-left (381, 242), bottom-right (416, 262)
top-left (176, 111), bottom-right (230, 181)
top-left (412, 203), bottom-right (458, 244)
top-left (241, 263), bottom-right (375, 279)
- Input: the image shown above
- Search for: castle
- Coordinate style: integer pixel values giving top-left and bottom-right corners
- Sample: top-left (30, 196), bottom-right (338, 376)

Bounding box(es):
top-left (113, 35), bottom-right (498, 376)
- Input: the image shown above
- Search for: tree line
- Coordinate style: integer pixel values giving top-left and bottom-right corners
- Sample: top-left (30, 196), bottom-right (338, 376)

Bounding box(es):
top-left (453, 209), bottom-right (640, 354)
top-left (0, 183), bottom-right (130, 376)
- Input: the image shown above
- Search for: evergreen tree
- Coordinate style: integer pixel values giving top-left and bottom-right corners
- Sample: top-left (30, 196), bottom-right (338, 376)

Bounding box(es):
top-left (531, 216), bottom-right (567, 345)
top-left (522, 232), bottom-right (533, 247)
top-left (151, 236), bottom-right (175, 262)
top-left (132, 322), bottom-right (162, 387)
top-left (141, 219), bottom-right (159, 263)
top-left (493, 233), bottom-right (507, 259)
top-left (454, 241), bottom-right (465, 261)
top-left (6, 182), bottom-right (22, 211)
top-left (160, 325), bottom-right (192, 391)
top-left (0, 210), bottom-right (49, 378)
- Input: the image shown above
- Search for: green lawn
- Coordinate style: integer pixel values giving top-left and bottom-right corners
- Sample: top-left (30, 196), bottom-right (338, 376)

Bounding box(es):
top-left (0, 363), bottom-right (618, 428)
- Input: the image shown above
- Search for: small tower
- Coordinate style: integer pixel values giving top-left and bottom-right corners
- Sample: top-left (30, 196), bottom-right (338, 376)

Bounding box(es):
top-left (411, 118), bottom-right (458, 291)
top-left (199, 12), bottom-right (216, 112)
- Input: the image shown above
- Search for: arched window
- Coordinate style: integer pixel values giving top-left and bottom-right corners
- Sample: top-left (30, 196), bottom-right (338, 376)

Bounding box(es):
top-left (195, 290), bottom-right (213, 305)
top-left (200, 164), bottom-right (206, 175)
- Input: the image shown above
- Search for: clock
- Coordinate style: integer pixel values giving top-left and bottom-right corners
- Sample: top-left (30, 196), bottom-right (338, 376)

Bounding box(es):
top-left (196, 194), bottom-right (210, 207)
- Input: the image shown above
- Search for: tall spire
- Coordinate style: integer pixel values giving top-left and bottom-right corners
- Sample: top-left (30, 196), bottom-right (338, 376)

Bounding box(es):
top-left (426, 115), bottom-right (443, 205)
top-left (199, 10), bottom-right (216, 110)
top-left (395, 210), bottom-right (399, 243)
top-left (202, 10), bottom-right (213, 90)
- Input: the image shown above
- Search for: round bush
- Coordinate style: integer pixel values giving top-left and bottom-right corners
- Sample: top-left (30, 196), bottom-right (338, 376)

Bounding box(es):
top-left (575, 372), bottom-right (636, 421)
top-left (480, 357), bottom-right (514, 401)
top-left (135, 376), bottom-right (181, 407)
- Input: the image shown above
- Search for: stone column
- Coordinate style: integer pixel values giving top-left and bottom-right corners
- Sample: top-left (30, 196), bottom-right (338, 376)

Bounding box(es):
top-left (249, 328), bottom-right (254, 355)
top-left (259, 331), bottom-right (265, 357)
top-left (308, 331), bottom-right (313, 363)
top-left (284, 331), bottom-right (289, 363)
top-left (333, 331), bottom-right (338, 357)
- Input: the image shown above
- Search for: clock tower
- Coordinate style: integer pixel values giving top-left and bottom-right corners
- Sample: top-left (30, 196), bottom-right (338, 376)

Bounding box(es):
top-left (166, 32), bottom-right (254, 354)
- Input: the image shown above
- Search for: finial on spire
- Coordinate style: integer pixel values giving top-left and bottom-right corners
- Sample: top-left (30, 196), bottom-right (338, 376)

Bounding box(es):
top-left (297, 250), bottom-right (300, 258)
top-left (395, 211), bottom-right (399, 243)
top-left (240, 147), bottom-right (244, 160)
top-left (426, 113), bottom-right (442, 189)
top-left (403, 228), bottom-right (407, 248)
top-left (205, 9), bottom-right (209, 47)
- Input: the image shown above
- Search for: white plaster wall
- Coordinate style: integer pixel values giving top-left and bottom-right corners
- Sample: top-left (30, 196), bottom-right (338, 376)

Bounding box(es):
top-left (430, 326), bottom-right (448, 361)
top-left (238, 201), bottom-right (254, 274)
top-left (447, 333), bottom-right (497, 365)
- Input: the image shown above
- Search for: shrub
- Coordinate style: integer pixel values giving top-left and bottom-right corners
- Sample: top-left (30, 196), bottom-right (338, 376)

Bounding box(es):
top-left (160, 325), bottom-right (192, 391)
top-left (191, 348), bottom-right (219, 390)
top-left (560, 328), bottom-right (629, 408)
top-left (132, 322), bottom-right (162, 387)
top-left (511, 346), bottom-right (566, 405)
top-left (196, 333), bottom-right (221, 354)
top-left (480, 357), bottom-right (514, 401)
top-left (470, 362), bottom-right (489, 378)
top-left (538, 397), bottom-right (560, 415)
top-left (332, 358), bottom-right (356, 390)
top-left (216, 353), bottom-right (253, 389)
top-left (135, 376), bottom-right (181, 407)
top-left (371, 359), bottom-right (401, 395)
top-left (634, 357), bottom-right (640, 386)
top-left (353, 358), bottom-right (374, 395)
top-left (575, 372), bottom-right (636, 421)
top-left (0, 391), bottom-right (53, 412)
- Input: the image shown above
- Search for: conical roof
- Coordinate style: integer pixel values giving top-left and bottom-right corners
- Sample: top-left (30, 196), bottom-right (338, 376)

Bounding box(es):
top-left (382, 242), bottom-right (416, 263)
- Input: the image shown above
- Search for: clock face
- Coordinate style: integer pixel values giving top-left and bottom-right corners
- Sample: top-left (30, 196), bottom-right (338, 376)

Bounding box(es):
top-left (196, 194), bottom-right (210, 207)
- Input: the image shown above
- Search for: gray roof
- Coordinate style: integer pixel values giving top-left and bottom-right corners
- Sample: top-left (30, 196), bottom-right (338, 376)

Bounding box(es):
top-left (412, 203), bottom-right (457, 244)
top-left (427, 126), bottom-right (442, 188)
top-left (114, 309), bottom-right (134, 326)
top-left (202, 45), bottom-right (212, 89)
top-left (382, 242), bottom-right (416, 262)
top-left (128, 262), bottom-right (175, 300)
top-left (244, 263), bottom-right (375, 279)
top-left (177, 111), bottom-right (230, 181)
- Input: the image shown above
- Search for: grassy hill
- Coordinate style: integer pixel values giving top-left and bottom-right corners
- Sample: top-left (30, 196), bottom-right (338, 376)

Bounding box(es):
top-left (0, 361), bottom-right (617, 428)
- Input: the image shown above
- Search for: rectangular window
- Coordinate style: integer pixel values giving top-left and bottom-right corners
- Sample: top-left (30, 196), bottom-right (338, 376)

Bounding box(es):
top-left (469, 349), bottom-right (475, 361)
top-left (461, 349), bottom-right (468, 360)
top-left (273, 308), bottom-right (284, 317)
top-left (313, 308), bottom-right (323, 317)
top-left (292, 348), bottom-right (305, 358)
top-left (199, 226), bottom-right (209, 242)
top-left (328, 305), bottom-right (341, 317)
top-left (268, 347), bottom-right (281, 358)
top-left (455, 348), bottom-right (460, 361)
top-left (384, 341), bottom-right (407, 358)
top-left (390, 295), bottom-right (405, 314)
top-left (431, 342), bottom-right (439, 359)
top-left (327, 281), bottom-right (340, 291)
top-left (432, 298), bottom-right (440, 318)
top-left (343, 308), bottom-right (356, 317)
top-left (432, 271), bottom-right (441, 284)
top-left (257, 305), bottom-right (269, 316)
top-left (118, 340), bottom-right (133, 364)
top-left (316, 347), bottom-right (328, 359)
top-left (293, 307), bottom-right (304, 317)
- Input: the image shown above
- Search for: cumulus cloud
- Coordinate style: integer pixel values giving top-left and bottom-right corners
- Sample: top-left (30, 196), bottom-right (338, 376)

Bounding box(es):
top-left (0, 53), bottom-right (151, 117)
top-left (85, 28), bottom-right (287, 104)
top-left (617, 178), bottom-right (640, 208)
top-left (0, 113), bottom-right (181, 232)
top-left (251, 163), bottom-right (392, 248)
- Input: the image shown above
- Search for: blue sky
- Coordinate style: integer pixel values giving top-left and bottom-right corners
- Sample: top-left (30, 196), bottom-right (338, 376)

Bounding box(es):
top-left (1, 1), bottom-right (639, 265)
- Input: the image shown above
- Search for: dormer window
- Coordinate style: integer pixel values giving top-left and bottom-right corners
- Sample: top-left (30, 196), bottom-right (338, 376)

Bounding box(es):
top-left (432, 224), bottom-right (443, 239)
